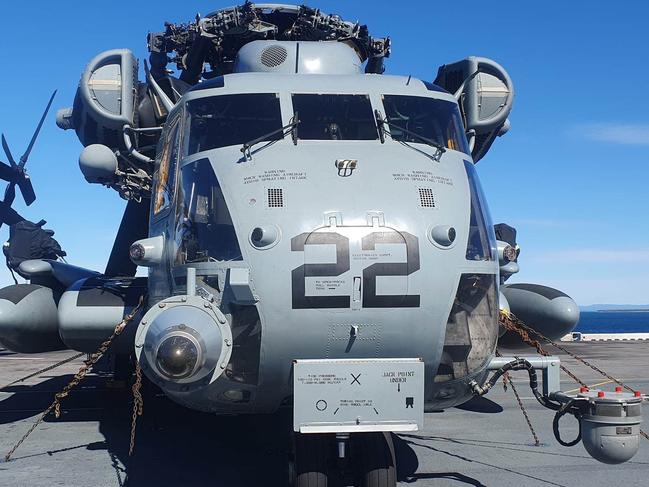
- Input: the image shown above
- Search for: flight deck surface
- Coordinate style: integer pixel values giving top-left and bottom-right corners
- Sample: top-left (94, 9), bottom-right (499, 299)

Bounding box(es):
top-left (1, 342), bottom-right (647, 486)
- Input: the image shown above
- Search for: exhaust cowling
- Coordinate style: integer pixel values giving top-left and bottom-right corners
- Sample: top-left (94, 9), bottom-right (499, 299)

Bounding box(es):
top-left (0, 284), bottom-right (65, 353)
top-left (499, 283), bottom-right (579, 347)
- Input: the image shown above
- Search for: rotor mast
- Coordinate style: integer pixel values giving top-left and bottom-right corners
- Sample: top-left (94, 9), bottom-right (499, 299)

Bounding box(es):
top-left (147, 2), bottom-right (391, 83)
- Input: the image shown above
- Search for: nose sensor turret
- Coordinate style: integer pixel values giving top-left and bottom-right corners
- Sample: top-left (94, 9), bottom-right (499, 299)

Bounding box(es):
top-left (134, 269), bottom-right (232, 392)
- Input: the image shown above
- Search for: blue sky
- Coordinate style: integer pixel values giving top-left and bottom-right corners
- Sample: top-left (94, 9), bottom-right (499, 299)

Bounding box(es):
top-left (1, 1), bottom-right (647, 304)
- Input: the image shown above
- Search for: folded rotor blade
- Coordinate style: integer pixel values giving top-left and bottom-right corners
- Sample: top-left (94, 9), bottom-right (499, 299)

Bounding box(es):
top-left (105, 199), bottom-right (150, 277)
top-left (0, 200), bottom-right (25, 229)
top-left (4, 182), bottom-right (16, 207)
top-left (17, 175), bottom-right (36, 206)
top-left (0, 161), bottom-right (15, 182)
top-left (19, 90), bottom-right (57, 167)
top-left (1, 134), bottom-right (17, 168)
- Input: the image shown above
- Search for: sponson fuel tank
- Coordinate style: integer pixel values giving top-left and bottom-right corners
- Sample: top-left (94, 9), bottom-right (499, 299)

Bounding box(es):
top-left (0, 284), bottom-right (65, 353)
top-left (58, 276), bottom-right (146, 352)
top-left (499, 283), bottom-right (580, 346)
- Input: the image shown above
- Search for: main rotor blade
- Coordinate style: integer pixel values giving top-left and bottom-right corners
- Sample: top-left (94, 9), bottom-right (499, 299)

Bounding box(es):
top-left (17, 175), bottom-right (36, 206)
top-left (1, 134), bottom-right (17, 168)
top-left (19, 90), bottom-right (57, 167)
top-left (0, 161), bottom-right (15, 182)
top-left (4, 182), bottom-right (16, 207)
top-left (0, 199), bottom-right (25, 230)
top-left (105, 199), bottom-right (150, 277)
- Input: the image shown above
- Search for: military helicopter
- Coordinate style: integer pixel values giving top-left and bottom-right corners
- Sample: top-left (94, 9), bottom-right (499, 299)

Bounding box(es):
top-left (0, 3), bottom-right (642, 485)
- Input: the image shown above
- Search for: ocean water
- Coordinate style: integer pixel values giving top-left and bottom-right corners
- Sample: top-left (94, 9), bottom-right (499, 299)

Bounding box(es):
top-left (575, 311), bottom-right (649, 334)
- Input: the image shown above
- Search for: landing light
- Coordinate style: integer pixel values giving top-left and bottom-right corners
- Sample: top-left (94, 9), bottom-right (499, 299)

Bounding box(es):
top-left (222, 389), bottom-right (251, 403)
top-left (503, 245), bottom-right (517, 263)
top-left (497, 241), bottom-right (517, 264)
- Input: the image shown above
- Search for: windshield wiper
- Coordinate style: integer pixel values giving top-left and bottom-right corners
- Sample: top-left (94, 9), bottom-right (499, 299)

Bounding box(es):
top-left (241, 115), bottom-right (300, 160)
top-left (374, 110), bottom-right (446, 162)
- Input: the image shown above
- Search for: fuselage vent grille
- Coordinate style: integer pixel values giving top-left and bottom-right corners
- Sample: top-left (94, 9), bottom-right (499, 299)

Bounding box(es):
top-left (267, 188), bottom-right (284, 207)
top-left (260, 45), bottom-right (288, 68)
top-left (418, 188), bottom-right (435, 208)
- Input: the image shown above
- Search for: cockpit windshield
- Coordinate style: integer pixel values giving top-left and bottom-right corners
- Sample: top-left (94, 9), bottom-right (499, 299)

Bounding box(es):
top-left (175, 158), bottom-right (242, 263)
top-left (292, 94), bottom-right (378, 140)
top-left (382, 95), bottom-right (470, 154)
top-left (185, 93), bottom-right (283, 156)
top-left (464, 160), bottom-right (497, 261)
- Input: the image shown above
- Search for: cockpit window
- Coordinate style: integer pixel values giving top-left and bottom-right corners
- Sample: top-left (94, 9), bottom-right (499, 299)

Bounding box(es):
top-left (382, 95), bottom-right (470, 154)
top-left (464, 160), bottom-right (496, 261)
top-left (175, 158), bottom-right (242, 263)
top-left (291, 94), bottom-right (378, 140)
top-left (185, 93), bottom-right (282, 155)
top-left (153, 116), bottom-right (181, 216)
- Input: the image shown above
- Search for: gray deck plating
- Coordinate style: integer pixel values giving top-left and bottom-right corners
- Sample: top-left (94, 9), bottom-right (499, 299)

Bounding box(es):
top-left (1, 342), bottom-right (647, 486)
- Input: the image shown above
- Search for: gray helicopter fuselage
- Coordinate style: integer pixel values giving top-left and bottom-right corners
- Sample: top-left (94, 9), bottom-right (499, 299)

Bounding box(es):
top-left (145, 72), bottom-right (500, 414)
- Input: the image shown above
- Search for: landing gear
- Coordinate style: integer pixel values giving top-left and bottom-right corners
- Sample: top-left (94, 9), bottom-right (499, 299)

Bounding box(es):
top-left (355, 433), bottom-right (396, 487)
top-left (293, 432), bottom-right (334, 487)
top-left (105, 353), bottom-right (134, 389)
top-left (112, 353), bottom-right (135, 381)
top-left (291, 432), bottom-right (396, 487)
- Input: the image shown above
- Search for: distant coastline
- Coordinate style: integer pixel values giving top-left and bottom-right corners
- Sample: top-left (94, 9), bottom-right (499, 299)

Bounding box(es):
top-left (576, 310), bottom-right (649, 334)
top-left (596, 309), bottom-right (649, 313)
top-left (580, 304), bottom-right (649, 312)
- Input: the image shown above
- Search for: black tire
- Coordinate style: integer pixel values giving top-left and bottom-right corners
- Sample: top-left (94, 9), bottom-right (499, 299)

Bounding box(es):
top-left (294, 433), bottom-right (332, 487)
top-left (357, 432), bottom-right (396, 487)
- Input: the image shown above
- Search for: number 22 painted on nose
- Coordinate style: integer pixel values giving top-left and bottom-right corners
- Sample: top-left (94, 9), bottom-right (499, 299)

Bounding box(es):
top-left (290, 231), bottom-right (420, 309)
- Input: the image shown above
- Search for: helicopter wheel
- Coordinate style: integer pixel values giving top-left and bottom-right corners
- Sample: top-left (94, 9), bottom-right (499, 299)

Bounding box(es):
top-left (354, 432), bottom-right (396, 487)
top-left (293, 432), bottom-right (335, 487)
